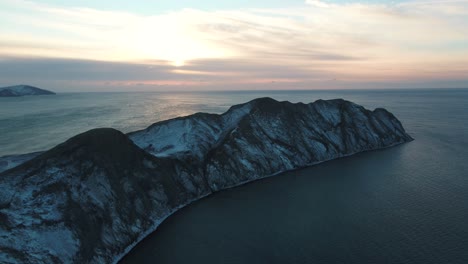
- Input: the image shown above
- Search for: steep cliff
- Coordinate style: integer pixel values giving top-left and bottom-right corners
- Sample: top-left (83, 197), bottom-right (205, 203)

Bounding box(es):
top-left (130, 98), bottom-right (412, 191)
top-left (0, 98), bottom-right (412, 263)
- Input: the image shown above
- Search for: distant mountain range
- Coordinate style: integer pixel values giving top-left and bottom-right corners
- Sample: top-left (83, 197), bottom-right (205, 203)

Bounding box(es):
top-left (0, 85), bottom-right (55, 97)
top-left (0, 98), bottom-right (413, 263)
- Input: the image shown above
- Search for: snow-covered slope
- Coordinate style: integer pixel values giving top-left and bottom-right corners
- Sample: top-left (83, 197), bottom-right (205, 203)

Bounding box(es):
top-left (0, 85), bottom-right (55, 97)
top-left (0, 98), bottom-right (412, 263)
top-left (0, 129), bottom-right (206, 263)
top-left (128, 102), bottom-right (253, 159)
top-left (130, 98), bottom-right (412, 191)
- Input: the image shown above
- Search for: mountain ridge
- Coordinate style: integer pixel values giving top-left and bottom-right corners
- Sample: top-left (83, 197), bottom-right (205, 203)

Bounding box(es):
top-left (0, 98), bottom-right (412, 263)
top-left (0, 85), bottom-right (55, 97)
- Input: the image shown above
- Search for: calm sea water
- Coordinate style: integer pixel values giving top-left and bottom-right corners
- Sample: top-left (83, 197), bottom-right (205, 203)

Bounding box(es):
top-left (2, 89), bottom-right (468, 263)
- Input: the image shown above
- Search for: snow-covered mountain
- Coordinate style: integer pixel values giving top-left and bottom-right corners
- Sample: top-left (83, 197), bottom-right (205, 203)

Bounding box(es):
top-left (0, 98), bottom-right (413, 263)
top-left (0, 85), bottom-right (55, 97)
top-left (129, 98), bottom-right (413, 191)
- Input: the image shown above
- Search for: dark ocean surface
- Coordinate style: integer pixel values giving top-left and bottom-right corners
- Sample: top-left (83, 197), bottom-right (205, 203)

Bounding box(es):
top-left (2, 89), bottom-right (468, 263)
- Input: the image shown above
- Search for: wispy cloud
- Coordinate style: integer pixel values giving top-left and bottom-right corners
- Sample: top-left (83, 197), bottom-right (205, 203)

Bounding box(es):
top-left (0, 0), bottom-right (467, 90)
top-left (305, 0), bottom-right (332, 8)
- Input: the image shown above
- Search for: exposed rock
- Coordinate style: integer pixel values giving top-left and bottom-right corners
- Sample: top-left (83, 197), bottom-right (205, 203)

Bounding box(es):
top-left (130, 98), bottom-right (412, 191)
top-left (0, 98), bottom-right (412, 263)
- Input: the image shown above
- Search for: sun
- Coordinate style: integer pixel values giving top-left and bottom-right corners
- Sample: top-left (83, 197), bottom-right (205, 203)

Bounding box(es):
top-left (125, 15), bottom-right (234, 67)
top-left (172, 60), bottom-right (185, 67)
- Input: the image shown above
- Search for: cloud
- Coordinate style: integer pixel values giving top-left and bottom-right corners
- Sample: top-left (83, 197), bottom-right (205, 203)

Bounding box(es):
top-left (0, 0), bottom-right (467, 90)
top-left (305, 0), bottom-right (331, 8)
top-left (0, 57), bottom-right (466, 92)
top-left (0, 57), bottom-right (324, 91)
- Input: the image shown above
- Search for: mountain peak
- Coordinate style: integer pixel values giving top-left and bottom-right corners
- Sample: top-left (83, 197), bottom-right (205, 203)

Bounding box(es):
top-left (0, 85), bottom-right (55, 97)
top-left (14, 128), bottom-right (153, 175)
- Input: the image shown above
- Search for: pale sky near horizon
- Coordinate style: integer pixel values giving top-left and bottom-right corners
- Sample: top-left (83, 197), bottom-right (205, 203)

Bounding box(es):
top-left (0, 0), bottom-right (467, 91)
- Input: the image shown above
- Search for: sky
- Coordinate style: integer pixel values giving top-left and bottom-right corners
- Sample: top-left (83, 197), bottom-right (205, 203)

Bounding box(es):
top-left (0, 0), bottom-right (467, 92)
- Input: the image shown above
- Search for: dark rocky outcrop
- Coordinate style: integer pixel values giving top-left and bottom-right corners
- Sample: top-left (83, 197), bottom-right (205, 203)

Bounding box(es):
top-left (0, 98), bottom-right (412, 263)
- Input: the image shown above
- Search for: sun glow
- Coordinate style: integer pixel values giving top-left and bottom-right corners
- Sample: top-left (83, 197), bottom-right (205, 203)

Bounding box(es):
top-left (121, 10), bottom-right (232, 64)
top-left (172, 60), bottom-right (185, 67)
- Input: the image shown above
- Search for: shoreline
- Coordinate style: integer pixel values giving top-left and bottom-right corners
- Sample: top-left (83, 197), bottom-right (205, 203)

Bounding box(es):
top-left (0, 97), bottom-right (414, 263)
top-left (113, 140), bottom-right (412, 263)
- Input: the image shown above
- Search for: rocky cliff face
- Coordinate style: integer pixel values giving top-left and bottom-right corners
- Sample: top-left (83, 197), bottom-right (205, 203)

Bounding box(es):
top-left (130, 98), bottom-right (412, 191)
top-left (0, 98), bottom-right (412, 263)
top-left (0, 129), bottom-right (206, 263)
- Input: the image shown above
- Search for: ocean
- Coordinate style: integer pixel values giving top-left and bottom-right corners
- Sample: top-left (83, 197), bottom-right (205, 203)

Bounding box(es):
top-left (1, 89), bottom-right (468, 263)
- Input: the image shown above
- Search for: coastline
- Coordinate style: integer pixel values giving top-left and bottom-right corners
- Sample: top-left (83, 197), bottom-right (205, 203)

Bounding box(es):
top-left (114, 139), bottom-right (412, 263)
top-left (0, 98), bottom-right (414, 263)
